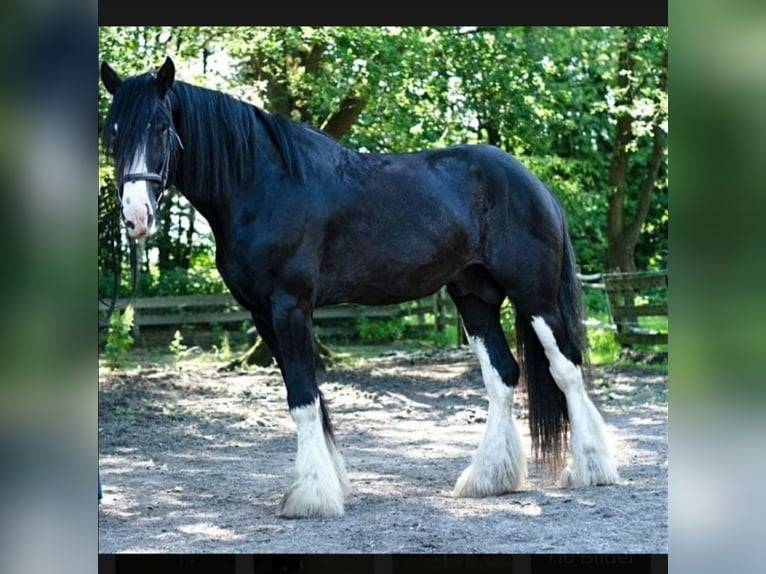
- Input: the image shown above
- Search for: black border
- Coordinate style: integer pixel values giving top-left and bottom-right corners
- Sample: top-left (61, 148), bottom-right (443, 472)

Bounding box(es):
top-left (98, 1), bottom-right (668, 27)
top-left (98, 7), bottom-right (668, 573)
top-left (99, 553), bottom-right (667, 573)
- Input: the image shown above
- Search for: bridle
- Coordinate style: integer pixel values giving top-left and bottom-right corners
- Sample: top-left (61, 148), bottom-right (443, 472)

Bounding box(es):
top-left (117, 120), bottom-right (182, 206)
top-left (100, 103), bottom-right (183, 326)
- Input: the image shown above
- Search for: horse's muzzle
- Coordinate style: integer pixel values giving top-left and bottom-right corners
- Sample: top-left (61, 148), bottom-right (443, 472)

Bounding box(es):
top-left (123, 202), bottom-right (155, 238)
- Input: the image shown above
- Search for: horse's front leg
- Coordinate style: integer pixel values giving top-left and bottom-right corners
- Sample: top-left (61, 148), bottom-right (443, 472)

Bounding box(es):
top-left (269, 293), bottom-right (350, 518)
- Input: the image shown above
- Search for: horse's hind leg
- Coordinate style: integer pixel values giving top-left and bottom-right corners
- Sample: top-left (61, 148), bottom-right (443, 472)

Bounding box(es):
top-left (448, 286), bottom-right (526, 497)
top-left (529, 312), bottom-right (619, 487)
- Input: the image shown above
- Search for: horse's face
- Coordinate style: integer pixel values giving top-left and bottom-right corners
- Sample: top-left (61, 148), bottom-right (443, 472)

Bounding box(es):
top-left (101, 57), bottom-right (179, 239)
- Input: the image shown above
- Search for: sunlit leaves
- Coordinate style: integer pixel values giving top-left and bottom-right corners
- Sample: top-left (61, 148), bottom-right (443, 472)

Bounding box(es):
top-left (98, 26), bottom-right (668, 284)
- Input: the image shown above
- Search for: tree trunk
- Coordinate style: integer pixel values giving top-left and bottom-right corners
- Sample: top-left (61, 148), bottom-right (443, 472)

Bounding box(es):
top-left (220, 333), bottom-right (338, 373)
top-left (605, 31), bottom-right (668, 345)
top-left (322, 95), bottom-right (368, 140)
top-left (606, 31), bottom-right (668, 274)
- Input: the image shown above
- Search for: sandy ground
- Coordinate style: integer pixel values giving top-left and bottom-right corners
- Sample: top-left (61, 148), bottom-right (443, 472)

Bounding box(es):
top-left (98, 349), bottom-right (667, 554)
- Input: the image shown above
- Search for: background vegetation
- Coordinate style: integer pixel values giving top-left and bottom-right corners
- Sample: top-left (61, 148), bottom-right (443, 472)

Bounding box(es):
top-left (98, 27), bottom-right (668, 357)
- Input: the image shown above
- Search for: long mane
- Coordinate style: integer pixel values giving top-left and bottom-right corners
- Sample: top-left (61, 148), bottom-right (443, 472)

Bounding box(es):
top-left (170, 81), bottom-right (258, 201)
top-left (102, 73), bottom-right (177, 183)
top-left (170, 81), bottom-right (341, 201)
top-left (103, 72), bottom-right (342, 203)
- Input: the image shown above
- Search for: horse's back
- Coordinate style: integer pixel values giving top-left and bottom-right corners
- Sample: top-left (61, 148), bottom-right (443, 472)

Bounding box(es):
top-left (313, 143), bottom-right (563, 307)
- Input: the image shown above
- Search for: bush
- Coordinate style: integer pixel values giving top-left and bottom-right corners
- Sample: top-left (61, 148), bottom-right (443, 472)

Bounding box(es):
top-left (104, 305), bottom-right (134, 368)
top-left (587, 327), bottom-right (621, 365)
top-left (150, 267), bottom-right (227, 296)
top-left (356, 317), bottom-right (405, 342)
top-left (423, 328), bottom-right (454, 348)
top-left (583, 287), bottom-right (611, 318)
top-left (169, 329), bottom-right (187, 357)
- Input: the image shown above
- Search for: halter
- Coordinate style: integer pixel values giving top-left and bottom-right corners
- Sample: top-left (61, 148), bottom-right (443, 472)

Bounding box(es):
top-left (117, 90), bottom-right (182, 205)
top-left (104, 108), bottom-right (183, 319)
top-left (118, 126), bottom-right (182, 206)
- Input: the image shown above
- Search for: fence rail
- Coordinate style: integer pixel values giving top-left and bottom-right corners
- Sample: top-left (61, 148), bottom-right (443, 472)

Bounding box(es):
top-left (98, 294), bottom-right (440, 339)
top-left (99, 269), bottom-right (667, 347)
top-left (579, 270), bottom-right (668, 347)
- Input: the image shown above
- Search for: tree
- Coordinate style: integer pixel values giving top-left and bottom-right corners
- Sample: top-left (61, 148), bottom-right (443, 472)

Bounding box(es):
top-left (605, 28), bottom-right (668, 273)
top-left (99, 26), bottom-right (669, 354)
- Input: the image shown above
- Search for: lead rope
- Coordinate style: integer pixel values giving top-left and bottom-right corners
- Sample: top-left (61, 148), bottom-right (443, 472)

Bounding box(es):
top-left (100, 103), bottom-right (182, 328)
top-left (98, 186), bottom-right (140, 329)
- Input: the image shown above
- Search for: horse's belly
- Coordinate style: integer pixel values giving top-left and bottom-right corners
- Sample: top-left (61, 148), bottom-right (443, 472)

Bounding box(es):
top-left (317, 212), bottom-right (474, 306)
top-left (317, 260), bottom-right (460, 307)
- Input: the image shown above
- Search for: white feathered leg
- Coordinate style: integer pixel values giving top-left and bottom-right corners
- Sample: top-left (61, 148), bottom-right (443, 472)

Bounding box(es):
top-left (453, 336), bottom-right (526, 497)
top-left (278, 398), bottom-right (347, 517)
top-left (530, 316), bottom-right (619, 487)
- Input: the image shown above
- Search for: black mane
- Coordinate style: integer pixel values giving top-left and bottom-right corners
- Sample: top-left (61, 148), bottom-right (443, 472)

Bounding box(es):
top-left (102, 72), bottom-right (177, 184)
top-left (104, 73), bottom-right (343, 204)
top-left (170, 81), bottom-right (258, 201)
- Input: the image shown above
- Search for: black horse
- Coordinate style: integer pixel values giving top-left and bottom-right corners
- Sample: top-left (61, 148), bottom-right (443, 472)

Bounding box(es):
top-left (100, 57), bottom-right (618, 518)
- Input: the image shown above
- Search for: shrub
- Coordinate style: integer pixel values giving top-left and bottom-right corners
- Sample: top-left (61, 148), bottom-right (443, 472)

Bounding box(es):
top-left (218, 330), bottom-right (232, 359)
top-left (169, 329), bottom-right (187, 357)
top-left (356, 317), bottom-right (405, 343)
top-left (587, 327), bottom-right (621, 365)
top-left (104, 305), bottom-right (134, 368)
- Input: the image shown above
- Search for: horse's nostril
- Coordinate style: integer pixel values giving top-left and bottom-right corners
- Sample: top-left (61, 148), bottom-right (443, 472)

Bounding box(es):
top-left (125, 220), bottom-right (135, 230)
top-left (146, 206), bottom-right (154, 227)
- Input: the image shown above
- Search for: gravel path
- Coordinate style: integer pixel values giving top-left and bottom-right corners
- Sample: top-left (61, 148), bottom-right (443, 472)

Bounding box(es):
top-left (98, 351), bottom-right (667, 553)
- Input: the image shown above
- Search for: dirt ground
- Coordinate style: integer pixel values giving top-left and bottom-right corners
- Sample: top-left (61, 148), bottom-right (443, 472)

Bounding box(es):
top-left (98, 348), bottom-right (667, 554)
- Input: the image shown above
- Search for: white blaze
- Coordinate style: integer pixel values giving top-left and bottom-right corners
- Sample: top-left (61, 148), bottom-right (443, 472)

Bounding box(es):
top-left (121, 147), bottom-right (156, 238)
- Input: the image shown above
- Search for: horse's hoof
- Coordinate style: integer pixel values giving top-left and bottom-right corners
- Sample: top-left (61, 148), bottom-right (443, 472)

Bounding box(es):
top-left (276, 484), bottom-right (345, 518)
top-left (559, 461), bottom-right (619, 488)
top-left (452, 461), bottom-right (525, 498)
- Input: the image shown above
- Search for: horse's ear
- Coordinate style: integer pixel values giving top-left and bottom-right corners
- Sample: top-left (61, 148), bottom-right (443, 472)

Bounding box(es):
top-left (100, 61), bottom-right (122, 95)
top-left (156, 57), bottom-right (175, 97)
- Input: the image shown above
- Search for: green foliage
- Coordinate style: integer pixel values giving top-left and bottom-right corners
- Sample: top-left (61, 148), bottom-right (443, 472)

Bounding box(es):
top-left (149, 267), bottom-right (227, 296)
top-left (356, 317), bottom-right (405, 343)
top-left (218, 331), bottom-right (232, 359)
top-left (104, 306), bottom-right (135, 368)
top-left (498, 299), bottom-right (522, 349)
top-left (99, 26), bottom-right (668, 303)
top-left (169, 330), bottom-right (187, 357)
top-left (587, 327), bottom-right (621, 365)
top-left (210, 323), bottom-right (232, 359)
top-left (423, 328), bottom-right (455, 348)
top-left (583, 288), bottom-right (611, 318)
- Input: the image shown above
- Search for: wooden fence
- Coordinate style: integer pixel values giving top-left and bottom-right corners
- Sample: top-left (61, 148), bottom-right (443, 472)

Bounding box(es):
top-left (98, 293), bottom-right (444, 340)
top-left (579, 270), bottom-right (668, 347)
top-left (98, 270), bottom-right (667, 347)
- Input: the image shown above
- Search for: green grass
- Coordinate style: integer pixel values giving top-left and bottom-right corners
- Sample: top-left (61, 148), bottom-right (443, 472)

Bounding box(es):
top-left (100, 309), bottom-right (666, 373)
top-left (637, 315), bottom-right (669, 332)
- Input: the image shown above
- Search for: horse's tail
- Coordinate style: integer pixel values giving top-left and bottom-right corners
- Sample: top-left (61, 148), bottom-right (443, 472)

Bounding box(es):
top-left (515, 215), bottom-right (588, 474)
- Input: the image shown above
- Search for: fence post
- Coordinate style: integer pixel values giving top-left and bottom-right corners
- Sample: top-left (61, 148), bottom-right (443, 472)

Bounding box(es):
top-left (434, 287), bottom-right (446, 336)
top-left (602, 270), bottom-right (668, 347)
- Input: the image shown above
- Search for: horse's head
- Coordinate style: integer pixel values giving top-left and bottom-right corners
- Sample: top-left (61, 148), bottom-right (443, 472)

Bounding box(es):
top-left (100, 57), bottom-right (181, 239)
